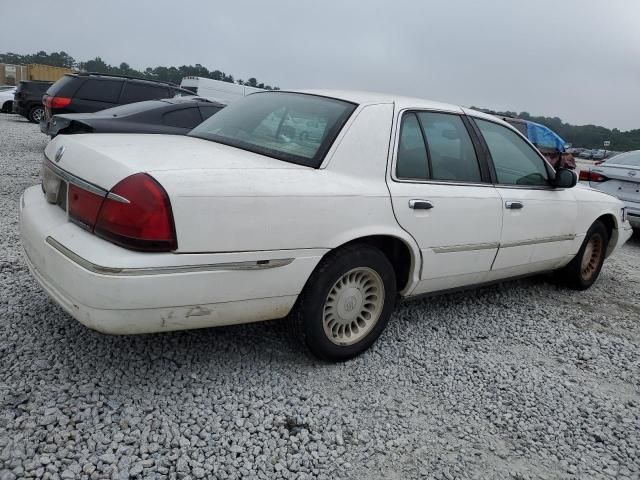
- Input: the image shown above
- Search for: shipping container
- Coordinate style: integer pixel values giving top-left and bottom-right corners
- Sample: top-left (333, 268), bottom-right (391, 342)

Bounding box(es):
top-left (0, 63), bottom-right (73, 85)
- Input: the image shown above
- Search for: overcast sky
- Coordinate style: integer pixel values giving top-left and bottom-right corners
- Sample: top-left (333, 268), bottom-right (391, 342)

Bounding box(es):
top-left (2, 0), bottom-right (639, 130)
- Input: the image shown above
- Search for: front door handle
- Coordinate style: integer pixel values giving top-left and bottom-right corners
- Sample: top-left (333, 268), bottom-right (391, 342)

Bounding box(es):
top-left (505, 201), bottom-right (523, 209)
top-left (409, 199), bottom-right (434, 210)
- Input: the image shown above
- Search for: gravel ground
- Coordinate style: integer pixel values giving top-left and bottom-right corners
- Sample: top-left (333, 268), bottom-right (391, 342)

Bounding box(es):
top-left (1, 113), bottom-right (639, 480)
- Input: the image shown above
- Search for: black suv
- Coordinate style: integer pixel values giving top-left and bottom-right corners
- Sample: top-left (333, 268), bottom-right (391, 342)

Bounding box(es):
top-left (41, 73), bottom-right (194, 132)
top-left (13, 81), bottom-right (53, 123)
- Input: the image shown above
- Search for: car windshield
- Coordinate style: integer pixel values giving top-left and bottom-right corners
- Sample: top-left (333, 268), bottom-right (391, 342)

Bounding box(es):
top-left (604, 151), bottom-right (640, 167)
top-left (188, 92), bottom-right (357, 168)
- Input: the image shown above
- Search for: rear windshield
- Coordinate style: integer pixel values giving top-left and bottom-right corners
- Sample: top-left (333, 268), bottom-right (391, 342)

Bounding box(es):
top-left (46, 76), bottom-right (79, 96)
top-left (188, 92), bottom-right (356, 168)
top-left (93, 100), bottom-right (166, 117)
top-left (604, 151), bottom-right (640, 167)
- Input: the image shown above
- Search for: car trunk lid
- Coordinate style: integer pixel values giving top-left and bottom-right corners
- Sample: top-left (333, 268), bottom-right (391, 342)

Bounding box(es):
top-left (44, 133), bottom-right (306, 191)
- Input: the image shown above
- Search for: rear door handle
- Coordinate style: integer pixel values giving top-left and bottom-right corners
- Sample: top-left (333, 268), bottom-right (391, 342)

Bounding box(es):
top-left (409, 199), bottom-right (434, 210)
top-left (505, 201), bottom-right (523, 210)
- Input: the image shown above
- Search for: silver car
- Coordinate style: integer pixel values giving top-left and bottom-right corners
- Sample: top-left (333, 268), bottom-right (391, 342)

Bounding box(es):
top-left (580, 151), bottom-right (640, 228)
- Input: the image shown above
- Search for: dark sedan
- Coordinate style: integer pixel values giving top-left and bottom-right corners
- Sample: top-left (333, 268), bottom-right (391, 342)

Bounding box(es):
top-left (42, 98), bottom-right (225, 137)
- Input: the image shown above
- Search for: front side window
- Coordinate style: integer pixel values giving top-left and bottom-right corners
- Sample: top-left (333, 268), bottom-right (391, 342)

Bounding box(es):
top-left (188, 92), bottom-right (356, 168)
top-left (475, 119), bottom-right (549, 186)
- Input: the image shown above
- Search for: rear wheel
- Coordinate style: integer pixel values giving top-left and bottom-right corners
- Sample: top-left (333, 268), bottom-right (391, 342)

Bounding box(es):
top-left (1, 101), bottom-right (12, 113)
top-left (557, 220), bottom-right (608, 290)
top-left (290, 244), bottom-right (396, 361)
top-left (28, 105), bottom-right (44, 123)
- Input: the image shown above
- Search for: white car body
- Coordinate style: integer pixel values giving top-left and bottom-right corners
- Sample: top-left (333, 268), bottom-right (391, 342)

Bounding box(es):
top-left (20, 90), bottom-right (633, 336)
top-left (0, 86), bottom-right (16, 111)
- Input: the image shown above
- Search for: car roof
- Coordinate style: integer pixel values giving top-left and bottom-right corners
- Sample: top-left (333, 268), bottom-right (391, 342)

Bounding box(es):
top-left (284, 89), bottom-right (513, 128)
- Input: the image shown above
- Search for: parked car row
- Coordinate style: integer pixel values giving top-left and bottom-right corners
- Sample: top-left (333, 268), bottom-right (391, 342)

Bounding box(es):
top-left (3, 72), bottom-right (196, 125)
top-left (20, 89), bottom-right (634, 361)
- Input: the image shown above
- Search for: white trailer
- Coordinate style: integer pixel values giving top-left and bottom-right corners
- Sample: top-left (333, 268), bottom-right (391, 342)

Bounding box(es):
top-left (180, 76), bottom-right (263, 103)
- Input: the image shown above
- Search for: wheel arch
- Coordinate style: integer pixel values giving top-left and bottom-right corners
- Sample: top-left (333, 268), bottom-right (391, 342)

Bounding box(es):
top-left (322, 229), bottom-right (421, 296)
top-left (595, 212), bottom-right (619, 257)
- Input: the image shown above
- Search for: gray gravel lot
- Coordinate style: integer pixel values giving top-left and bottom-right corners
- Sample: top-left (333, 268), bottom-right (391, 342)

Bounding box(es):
top-left (1, 112), bottom-right (639, 480)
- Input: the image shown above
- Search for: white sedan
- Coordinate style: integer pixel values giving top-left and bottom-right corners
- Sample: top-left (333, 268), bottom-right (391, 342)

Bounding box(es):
top-left (0, 85), bottom-right (16, 113)
top-left (20, 90), bottom-right (633, 361)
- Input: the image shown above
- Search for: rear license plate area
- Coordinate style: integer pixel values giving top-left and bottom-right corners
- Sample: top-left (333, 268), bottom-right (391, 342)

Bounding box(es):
top-left (41, 164), bottom-right (68, 210)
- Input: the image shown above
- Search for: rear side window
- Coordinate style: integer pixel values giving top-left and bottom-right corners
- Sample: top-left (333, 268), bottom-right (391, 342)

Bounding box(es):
top-left (46, 76), bottom-right (79, 96)
top-left (396, 113), bottom-right (429, 180)
top-left (396, 111), bottom-right (481, 182)
top-left (75, 79), bottom-right (123, 103)
top-left (417, 112), bottom-right (481, 183)
top-left (163, 107), bottom-right (203, 129)
top-left (121, 82), bottom-right (170, 103)
top-left (475, 119), bottom-right (549, 186)
top-left (199, 105), bottom-right (223, 120)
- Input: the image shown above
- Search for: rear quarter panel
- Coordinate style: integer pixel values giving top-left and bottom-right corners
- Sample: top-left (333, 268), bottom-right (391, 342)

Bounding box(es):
top-left (153, 103), bottom-right (412, 254)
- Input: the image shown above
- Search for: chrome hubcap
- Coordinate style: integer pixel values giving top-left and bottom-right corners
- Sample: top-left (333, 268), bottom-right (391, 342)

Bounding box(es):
top-left (581, 234), bottom-right (603, 281)
top-left (32, 108), bottom-right (44, 122)
top-left (323, 267), bottom-right (384, 346)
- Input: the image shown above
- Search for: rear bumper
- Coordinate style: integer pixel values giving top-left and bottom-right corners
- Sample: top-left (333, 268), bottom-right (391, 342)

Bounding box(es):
top-left (20, 185), bottom-right (325, 334)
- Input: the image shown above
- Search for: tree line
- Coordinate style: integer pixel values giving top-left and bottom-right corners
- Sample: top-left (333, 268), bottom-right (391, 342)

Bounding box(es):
top-left (472, 107), bottom-right (640, 151)
top-left (2, 51), bottom-right (638, 150)
top-left (0, 50), bottom-right (278, 90)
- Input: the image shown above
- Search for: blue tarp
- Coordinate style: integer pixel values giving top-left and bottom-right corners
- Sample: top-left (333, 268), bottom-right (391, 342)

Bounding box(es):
top-left (526, 121), bottom-right (566, 152)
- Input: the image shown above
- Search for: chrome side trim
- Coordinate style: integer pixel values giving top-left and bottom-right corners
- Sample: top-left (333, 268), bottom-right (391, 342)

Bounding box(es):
top-left (45, 237), bottom-right (294, 276)
top-left (432, 242), bottom-right (499, 253)
top-left (501, 234), bottom-right (576, 248)
top-left (45, 160), bottom-right (107, 197)
top-left (432, 235), bottom-right (576, 253)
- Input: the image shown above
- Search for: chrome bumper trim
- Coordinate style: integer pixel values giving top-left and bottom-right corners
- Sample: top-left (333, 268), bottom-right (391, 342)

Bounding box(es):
top-left (45, 237), bottom-right (294, 276)
top-left (44, 159), bottom-right (108, 197)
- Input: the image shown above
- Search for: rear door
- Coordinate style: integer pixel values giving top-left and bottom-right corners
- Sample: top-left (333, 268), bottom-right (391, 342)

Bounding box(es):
top-left (387, 110), bottom-right (503, 294)
top-left (471, 117), bottom-right (577, 278)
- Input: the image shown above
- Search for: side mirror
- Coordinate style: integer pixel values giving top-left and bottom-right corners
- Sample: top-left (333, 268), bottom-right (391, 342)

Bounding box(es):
top-left (553, 168), bottom-right (577, 189)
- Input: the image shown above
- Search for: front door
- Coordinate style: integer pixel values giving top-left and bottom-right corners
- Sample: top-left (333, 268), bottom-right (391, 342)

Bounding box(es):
top-left (387, 110), bottom-right (503, 294)
top-left (472, 118), bottom-right (577, 279)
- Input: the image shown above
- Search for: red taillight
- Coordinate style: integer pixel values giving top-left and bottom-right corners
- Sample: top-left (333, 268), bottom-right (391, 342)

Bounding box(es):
top-left (68, 184), bottom-right (105, 229)
top-left (94, 174), bottom-right (177, 252)
top-left (579, 170), bottom-right (608, 182)
top-left (43, 95), bottom-right (71, 109)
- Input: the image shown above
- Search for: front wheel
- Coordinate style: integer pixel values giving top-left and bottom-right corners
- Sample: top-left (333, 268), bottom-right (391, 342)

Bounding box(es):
top-left (290, 244), bottom-right (397, 361)
top-left (557, 220), bottom-right (609, 290)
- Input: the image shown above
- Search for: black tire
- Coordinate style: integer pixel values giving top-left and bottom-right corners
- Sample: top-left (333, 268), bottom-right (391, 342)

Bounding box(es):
top-left (28, 105), bottom-right (44, 124)
top-left (556, 220), bottom-right (609, 290)
top-left (289, 244), bottom-right (397, 361)
top-left (1, 101), bottom-right (12, 113)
